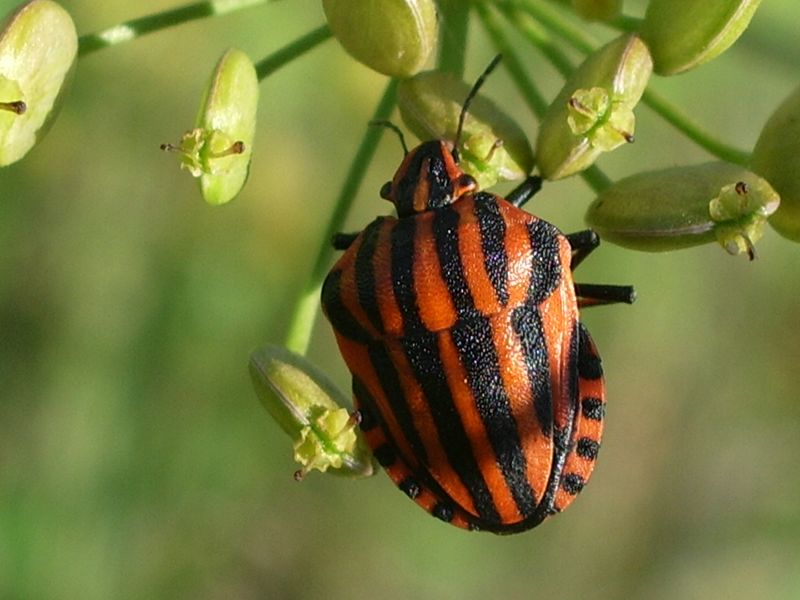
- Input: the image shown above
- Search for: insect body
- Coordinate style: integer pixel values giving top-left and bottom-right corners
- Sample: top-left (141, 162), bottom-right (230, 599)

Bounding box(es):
top-left (321, 63), bottom-right (634, 534)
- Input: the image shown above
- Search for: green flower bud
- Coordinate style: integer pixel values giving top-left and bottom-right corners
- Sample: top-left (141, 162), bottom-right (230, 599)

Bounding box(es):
top-left (397, 69), bottom-right (534, 189)
top-left (585, 161), bottom-right (779, 259)
top-left (322, 0), bottom-right (438, 78)
top-left (249, 345), bottom-right (374, 480)
top-left (162, 48), bottom-right (257, 205)
top-left (641, 0), bottom-right (762, 75)
top-left (0, 0), bottom-right (77, 167)
top-left (536, 34), bottom-right (651, 180)
top-left (571, 0), bottom-right (622, 22)
top-left (751, 84), bottom-right (800, 242)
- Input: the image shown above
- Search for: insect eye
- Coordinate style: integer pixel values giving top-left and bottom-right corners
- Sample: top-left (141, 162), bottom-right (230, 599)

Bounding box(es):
top-left (380, 181), bottom-right (393, 199)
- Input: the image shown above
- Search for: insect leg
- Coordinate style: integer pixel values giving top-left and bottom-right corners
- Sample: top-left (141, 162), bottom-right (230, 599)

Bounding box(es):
top-left (566, 230), bottom-right (601, 269)
top-left (332, 232), bottom-right (359, 250)
top-left (575, 284), bottom-right (636, 308)
top-left (506, 175), bottom-right (543, 208)
top-left (567, 230), bottom-right (636, 306)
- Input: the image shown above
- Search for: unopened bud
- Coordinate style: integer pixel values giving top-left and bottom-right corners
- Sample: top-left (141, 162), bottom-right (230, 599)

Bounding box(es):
top-left (751, 84), bottom-right (800, 242)
top-left (323, 0), bottom-right (438, 77)
top-left (641, 0), bottom-right (763, 75)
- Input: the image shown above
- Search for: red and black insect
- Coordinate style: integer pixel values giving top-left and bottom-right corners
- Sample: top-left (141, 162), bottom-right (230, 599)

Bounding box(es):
top-left (321, 57), bottom-right (634, 534)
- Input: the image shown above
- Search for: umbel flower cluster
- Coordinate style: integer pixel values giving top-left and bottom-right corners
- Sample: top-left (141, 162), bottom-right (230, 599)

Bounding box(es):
top-left (322, 0), bottom-right (792, 258)
top-left (264, 0), bottom-right (797, 478)
top-left (1, 0), bottom-right (797, 476)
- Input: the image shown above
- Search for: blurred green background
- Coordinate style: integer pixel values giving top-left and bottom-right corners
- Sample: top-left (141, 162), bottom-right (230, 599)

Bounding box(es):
top-left (1, 1), bottom-right (799, 598)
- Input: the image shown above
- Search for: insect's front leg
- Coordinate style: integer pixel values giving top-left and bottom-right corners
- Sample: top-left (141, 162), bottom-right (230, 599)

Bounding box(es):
top-left (332, 232), bottom-right (359, 250)
top-left (506, 175), bottom-right (543, 208)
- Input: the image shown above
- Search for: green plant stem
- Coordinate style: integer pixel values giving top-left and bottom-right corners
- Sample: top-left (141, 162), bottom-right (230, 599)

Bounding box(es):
top-left (501, 0), bottom-right (594, 53)
top-left (436, 0), bottom-right (471, 75)
top-left (474, 3), bottom-right (548, 118)
top-left (255, 26), bottom-right (332, 80)
top-left (501, 5), bottom-right (574, 77)
top-left (78, 0), bottom-right (267, 56)
top-left (608, 14), bottom-right (642, 33)
top-left (641, 89), bottom-right (750, 166)
top-left (581, 165), bottom-right (613, 192)
top-left (283, 81), bottom-right (398, 356)
top-left (502, 0), bottom-right (751, 165)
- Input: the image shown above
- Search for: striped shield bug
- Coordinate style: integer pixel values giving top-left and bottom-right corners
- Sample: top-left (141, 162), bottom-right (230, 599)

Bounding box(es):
top-left (321, 57), bottom-right (635, 534)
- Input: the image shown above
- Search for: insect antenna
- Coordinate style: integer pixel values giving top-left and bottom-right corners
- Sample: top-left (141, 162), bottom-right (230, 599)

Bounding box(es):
top-left (453, 54), bottom-right (503, 163)
top-left (369, 120), bottom-right (409, 156)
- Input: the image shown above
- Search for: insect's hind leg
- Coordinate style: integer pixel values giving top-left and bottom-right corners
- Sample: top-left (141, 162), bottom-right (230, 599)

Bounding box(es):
top-left (567, 230), bottom-right (636, 307)
top-left (575, 284), bottom-right (636, 308)
top-left (507, 175), bottom-right (543, 208)
top-left (332, 232), bottom-right (359, 250)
